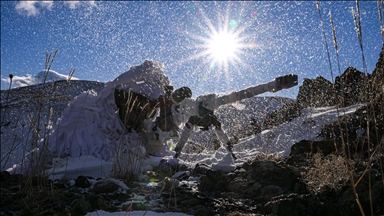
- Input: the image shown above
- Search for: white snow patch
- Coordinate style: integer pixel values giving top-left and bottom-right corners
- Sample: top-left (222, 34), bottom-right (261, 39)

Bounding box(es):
top-left (212, 152), bottom-right (236, 173)
top-left (48, 156), bottom-right (113, 180)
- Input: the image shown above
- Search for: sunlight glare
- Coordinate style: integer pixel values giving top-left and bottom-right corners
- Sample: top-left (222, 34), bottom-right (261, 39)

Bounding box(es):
top-left (208, 31), bottom-right (239, 62)
top-left (175, 2), bottom-right (264, 80)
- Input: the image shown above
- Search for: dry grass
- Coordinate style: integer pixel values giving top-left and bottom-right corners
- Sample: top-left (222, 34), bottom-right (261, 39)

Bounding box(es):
top-left (314, 1), bottom-right (383, 215)
top-left (112, 137), bottom-right (146, 181)
top-left (302, 152), bottom-right (353, 193)
top-left (0, 48), bottom-right (81, 203)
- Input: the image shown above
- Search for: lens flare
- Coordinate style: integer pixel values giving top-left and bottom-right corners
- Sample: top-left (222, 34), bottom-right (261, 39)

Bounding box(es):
top-left (175, 2), bottom-right (264, 82)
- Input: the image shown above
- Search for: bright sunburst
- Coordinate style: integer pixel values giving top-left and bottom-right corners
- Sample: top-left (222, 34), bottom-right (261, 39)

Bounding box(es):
top-left (177, 2), bottom-right (260, 78)
top-left (207, 30), bottom-right (240, 63)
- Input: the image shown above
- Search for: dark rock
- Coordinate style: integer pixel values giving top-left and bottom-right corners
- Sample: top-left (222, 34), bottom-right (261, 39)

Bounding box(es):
top-left (176, 164), bottom-right (189, 172)
top-left (75, 175), bottom-right (91, 188)
top-left (192, 205), bottom-right (215, 216)
top-left (286, 155), bottom-right (306, 165)
top-left (0, 171), bottom-right (10, 180)
top-left (264, 69), bottom-right (357, 129)
top-left (264, 44), bottom-right (384, 133)
top-left (338, 170), bottom-right (384, 216)
top-left (228, 177), bottom-right (250, 195)
top-left (260, 185), bottom-right (283, 200)
top-left (198, 170), bottom-right (229, 192)
top-left (319, 103), bottom-right (383, 157)
top-left (193, 163), bottom-right (212, 176)
top-left (263, 194), bottom-right (307, 216)
top-left (172, 170), bottom-right (190, 181)
top-left (290, 140), bottom-right (341, 157)
top-left (242, 160), bottom-right (299, 196)
top-left (371, 44), bottom-right (384, 105)
top-left (91, 180), bottom-right (120, 194)
top-left (106, 191), bottom-right (131, 202)
top-left (264, 102), bottom-right (303, 130)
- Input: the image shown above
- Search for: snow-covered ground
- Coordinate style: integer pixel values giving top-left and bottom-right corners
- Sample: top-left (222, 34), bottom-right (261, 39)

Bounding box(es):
top-left (36, 103), bottom-right (363, 182)
top-left (180, 103), bottom-right (364, 169)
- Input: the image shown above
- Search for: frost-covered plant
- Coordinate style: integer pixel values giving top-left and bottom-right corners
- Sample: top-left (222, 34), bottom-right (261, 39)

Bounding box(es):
top-left (302, 152), bottom-right (352, 193)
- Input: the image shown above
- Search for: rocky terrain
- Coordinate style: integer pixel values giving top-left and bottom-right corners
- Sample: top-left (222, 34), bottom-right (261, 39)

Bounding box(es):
top-left (1, 143), bottom-right (383, 216)
top-left (1, 46), bottom-right (383, 216)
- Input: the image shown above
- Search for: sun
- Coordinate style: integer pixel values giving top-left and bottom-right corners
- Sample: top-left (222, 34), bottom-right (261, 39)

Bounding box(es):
top-left (207, 31), bottom-right (240, 63)
top-left (175, 1), bottom-right (269, 88)
top-left (175, 2), bottom-right (259, 77)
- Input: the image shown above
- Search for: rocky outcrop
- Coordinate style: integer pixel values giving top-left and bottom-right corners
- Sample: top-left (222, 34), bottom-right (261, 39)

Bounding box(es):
top-left (297, 76), bottom-right (336, 108)
top-left (372, 45), bottom-right (384, 99)
top-left (264, 76), bottom-right (336, 129)
top-left (334, 67), bottom-right (372, 107)
top-left (318, 45), bottom-right (384, 154)
top-left (264, 44), bottom-right (384, 130)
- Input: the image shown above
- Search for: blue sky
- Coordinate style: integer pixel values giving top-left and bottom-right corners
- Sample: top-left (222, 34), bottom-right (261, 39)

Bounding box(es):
top-left (1, 1), bottom-right (383, 99)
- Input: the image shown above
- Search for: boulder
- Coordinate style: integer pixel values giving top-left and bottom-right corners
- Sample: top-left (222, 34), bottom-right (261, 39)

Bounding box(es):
top-left (334, 67), bottom-right (372, 107)
top-left (297, 76), bottom-right (336, 108)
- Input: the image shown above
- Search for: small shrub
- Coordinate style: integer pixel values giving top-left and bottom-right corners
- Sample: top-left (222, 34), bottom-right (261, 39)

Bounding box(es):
top-left (302, 152), bottom-right (353, 193)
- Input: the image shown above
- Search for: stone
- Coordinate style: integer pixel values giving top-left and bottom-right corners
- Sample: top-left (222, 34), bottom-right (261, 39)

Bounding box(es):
top-left (75, 175), bottom-right (91, 188)
top-left (198, 170), bottom-right (229, 192)
top-left (91, 180), bottom-right (120, 194)
top-left (290, 140), bottom-right (340, 157)
top-left (192, 163), bottom-right (212, 176)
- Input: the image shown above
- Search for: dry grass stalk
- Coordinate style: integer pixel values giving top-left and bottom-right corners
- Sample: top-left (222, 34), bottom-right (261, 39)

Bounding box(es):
top-left (0, 48), bottom-right (81, 200)
top-left (113, 97), bottom-right (146, 180)
top-left (352, 1), bottom-right (376, 215)
top-left (315, 1), bottom-right (384, 215)
top-left (378, 0), bottom-right (384, 41)
top-left (315, 0), bottom-right (335, 83)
